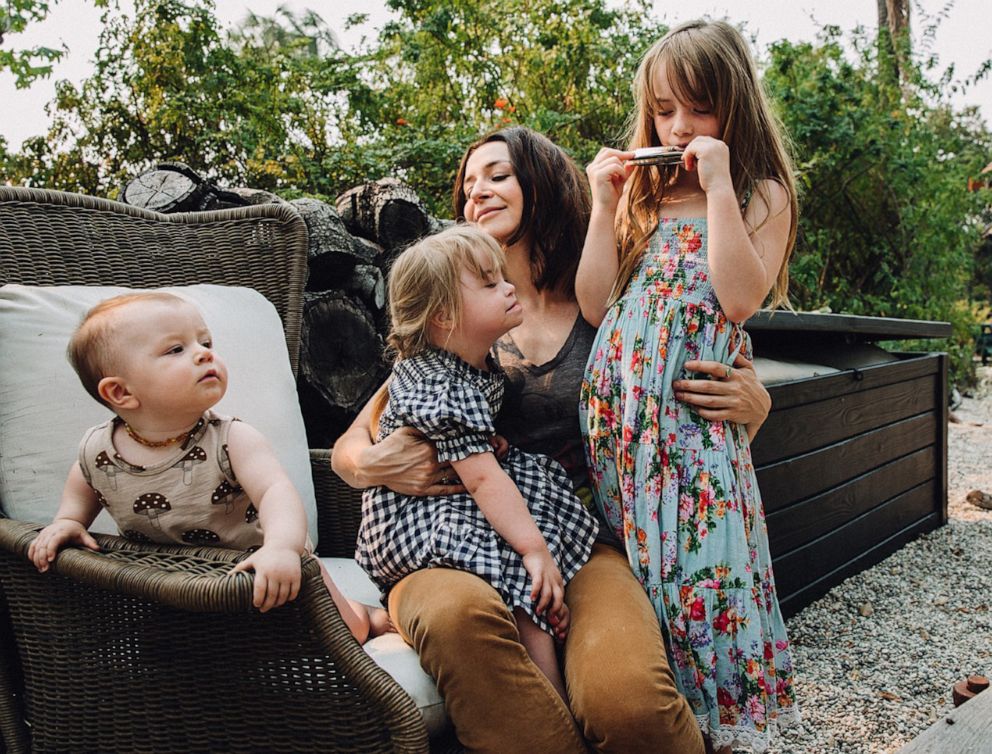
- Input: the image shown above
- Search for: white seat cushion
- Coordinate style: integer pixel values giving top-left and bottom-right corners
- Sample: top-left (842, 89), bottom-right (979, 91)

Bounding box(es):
top-left (321, 557), bottom-right (448, 736)
top-left (0, 284), bottom-right (318, 544)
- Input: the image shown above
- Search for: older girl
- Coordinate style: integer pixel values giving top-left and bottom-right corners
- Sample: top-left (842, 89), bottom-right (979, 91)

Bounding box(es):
top-left (578, 20), bottom-right (800, 751)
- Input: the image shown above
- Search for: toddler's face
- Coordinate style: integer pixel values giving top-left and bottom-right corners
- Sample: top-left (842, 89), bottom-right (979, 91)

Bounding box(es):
top-left (111, 299), bottom-right (228, 415)
top-left (454, 254), bottom-right (523, 346)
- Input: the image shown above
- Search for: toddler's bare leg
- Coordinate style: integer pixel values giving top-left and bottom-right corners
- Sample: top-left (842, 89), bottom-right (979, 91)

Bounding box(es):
top-left (514, 607), bottom-right (567, 702)
top-left (318, 561), bottom-right (370, 643)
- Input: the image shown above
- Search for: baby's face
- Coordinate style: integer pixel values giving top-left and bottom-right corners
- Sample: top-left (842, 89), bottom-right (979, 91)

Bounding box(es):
top-left (110, 299), bottom-right (228, 414)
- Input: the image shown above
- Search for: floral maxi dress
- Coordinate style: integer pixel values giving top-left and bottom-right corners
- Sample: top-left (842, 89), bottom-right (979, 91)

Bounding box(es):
top-left (579, 218), bottom-right (800, 752)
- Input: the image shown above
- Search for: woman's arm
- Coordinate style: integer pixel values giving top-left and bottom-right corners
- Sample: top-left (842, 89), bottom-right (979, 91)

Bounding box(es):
top-left (330, 382), bottom-right (462, 496)
top-left (672, 353), bottom-right (771, 441)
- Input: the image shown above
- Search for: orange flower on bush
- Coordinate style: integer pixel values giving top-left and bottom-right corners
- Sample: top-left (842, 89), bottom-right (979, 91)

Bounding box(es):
top-left (494, 97), bottom-right (508, 109)
top-left (395, 117), bottom-right (409, 126)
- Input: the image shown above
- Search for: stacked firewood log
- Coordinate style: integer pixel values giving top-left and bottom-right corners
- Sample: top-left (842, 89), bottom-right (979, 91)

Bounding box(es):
top-left (122, 165), bottom-right (445, 446)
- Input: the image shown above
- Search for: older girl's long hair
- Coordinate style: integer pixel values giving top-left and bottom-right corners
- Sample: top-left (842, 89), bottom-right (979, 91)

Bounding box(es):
top-left (614, 19), bottom-right (798, 308)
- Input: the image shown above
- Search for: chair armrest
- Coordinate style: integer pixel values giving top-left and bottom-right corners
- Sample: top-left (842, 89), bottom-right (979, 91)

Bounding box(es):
top-left (311, 448), bottom-right (365, 558)
top-left (0, 518), bottom-right (428, 753)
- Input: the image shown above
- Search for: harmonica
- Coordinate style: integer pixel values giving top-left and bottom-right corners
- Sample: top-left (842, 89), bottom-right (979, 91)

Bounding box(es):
top-left (629, 146), bottom-right (685, 167)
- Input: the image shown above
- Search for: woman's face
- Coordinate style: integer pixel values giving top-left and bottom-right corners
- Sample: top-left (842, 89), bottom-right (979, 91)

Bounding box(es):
top-left (461, 141), bottom-right (524, 245)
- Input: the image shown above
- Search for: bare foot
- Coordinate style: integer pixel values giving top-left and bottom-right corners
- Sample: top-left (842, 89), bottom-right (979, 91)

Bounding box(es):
top-left (367, 606), bottom-right (396, 638)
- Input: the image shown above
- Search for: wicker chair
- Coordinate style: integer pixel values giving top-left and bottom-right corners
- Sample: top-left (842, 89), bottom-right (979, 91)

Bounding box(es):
top-left (0, 186), bottom-right (433, 754)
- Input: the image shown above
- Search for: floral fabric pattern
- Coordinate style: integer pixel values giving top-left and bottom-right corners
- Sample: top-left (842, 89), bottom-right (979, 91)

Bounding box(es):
top-left (579, 218), bottom-right (799, 752)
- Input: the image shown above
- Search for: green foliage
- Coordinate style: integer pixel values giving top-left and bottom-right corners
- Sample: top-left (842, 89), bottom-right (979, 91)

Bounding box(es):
top-left (2, 0), bottom-right (68, 87)
top-left (323, 0), bottom-right (659, 214)
top-left (764, 27), bottom-right (991, 384)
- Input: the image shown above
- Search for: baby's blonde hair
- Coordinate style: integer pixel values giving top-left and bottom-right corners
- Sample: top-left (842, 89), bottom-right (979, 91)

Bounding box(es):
top-left (386, 224), bottom-right (507, 361)
top-left (615, 19), bottom-right (798, 309)
top-left (68, 291), bottom-right (187, 406)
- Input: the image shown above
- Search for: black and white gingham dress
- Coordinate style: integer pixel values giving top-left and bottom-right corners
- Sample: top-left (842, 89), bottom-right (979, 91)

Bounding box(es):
top-left (356, 348), bottom-right (599, 635)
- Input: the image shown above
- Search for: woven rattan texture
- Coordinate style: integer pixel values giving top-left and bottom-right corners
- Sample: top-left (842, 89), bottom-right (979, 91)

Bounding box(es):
top-left (0, 188), bottom-right (432, 753)
top-left (311, 449), bottom-right (365, 558)
top-left (0, 187), bottom-right (308, 374)
top-left (0, 521), bottom-right (427, 753)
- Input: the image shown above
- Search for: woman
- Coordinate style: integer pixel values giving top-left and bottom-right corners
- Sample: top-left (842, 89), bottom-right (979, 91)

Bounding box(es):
top-left (332, 126), bottom-right (771, 754)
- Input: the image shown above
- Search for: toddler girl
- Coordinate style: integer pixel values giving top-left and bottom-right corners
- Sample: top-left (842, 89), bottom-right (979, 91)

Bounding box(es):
top-left (28, 292), bottom-right (390, 642)
top-left (356, 225), bottom-right (599, 700)
top-left (577, 19), bottom-right (800, 752)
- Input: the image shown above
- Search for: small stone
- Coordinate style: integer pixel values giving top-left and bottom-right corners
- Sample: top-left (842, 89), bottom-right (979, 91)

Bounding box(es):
top-left (859, 602), bottom-right (875, 617)
top-left (934, 595), bottom-right (949, 606)
top-left (966, 489), bottom-right (992, 510)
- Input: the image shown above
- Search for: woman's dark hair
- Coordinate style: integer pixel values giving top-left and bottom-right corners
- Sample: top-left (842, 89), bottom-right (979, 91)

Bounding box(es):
top-left (453, 126), bottom-right (591, 298)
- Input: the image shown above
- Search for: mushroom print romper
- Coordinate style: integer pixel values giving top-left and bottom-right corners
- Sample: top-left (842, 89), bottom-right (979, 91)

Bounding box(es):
top-left (579, 217), bottom-right (800, 751)
top-left (78, 410), bottom-right (264, 549)
top-left (356, 348), bottom-right (599, 635)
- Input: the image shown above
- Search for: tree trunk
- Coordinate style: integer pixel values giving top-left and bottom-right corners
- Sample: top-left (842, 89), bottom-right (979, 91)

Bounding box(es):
top-left (298, 290), bottom-right (388, 417)
top-left (335, 178), bottom-right (439, 255)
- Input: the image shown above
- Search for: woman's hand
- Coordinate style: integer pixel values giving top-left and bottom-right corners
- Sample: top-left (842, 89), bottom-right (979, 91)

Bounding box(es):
top-left (672, 353), bottom-right (770, 430)
top-left (585, 147), bottom-right (635, 214)
top-left (682, 136), bottom-right (733, 196)
top-left (361, 426), bottom-right (465, 496)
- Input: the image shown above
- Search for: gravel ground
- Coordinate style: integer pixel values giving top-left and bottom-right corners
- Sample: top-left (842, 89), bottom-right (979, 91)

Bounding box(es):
top-left (763, 365), bottom-right (992, 754)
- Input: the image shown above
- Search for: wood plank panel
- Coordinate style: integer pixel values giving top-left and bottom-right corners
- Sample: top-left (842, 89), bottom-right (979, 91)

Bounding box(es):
top-left (897, 680), bottom-right (992, 753)
top-left (777, 513), bottom-right (941, 617)
top-left (746, 310), bottom-right (951, 340)
top-left (756, 414), bottom-right (936, 512)
top-left (772, 481), bottom-right (936, 599)
top-left (758, 355), bottom-right (939, 413)
top-left (752, 374), bottom-right (938, 466)
top-left (766, 447), bottom-right (935, 554)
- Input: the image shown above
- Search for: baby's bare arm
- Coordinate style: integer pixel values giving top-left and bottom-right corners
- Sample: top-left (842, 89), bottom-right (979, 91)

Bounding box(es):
top-left (27, 462), bottom-right (102, 571)
top-left (227, 422), bottom-right (305, 612)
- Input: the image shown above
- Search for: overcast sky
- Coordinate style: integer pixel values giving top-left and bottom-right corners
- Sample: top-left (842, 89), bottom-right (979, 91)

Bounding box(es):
top-left (2, 0), bottom-right (989, 150)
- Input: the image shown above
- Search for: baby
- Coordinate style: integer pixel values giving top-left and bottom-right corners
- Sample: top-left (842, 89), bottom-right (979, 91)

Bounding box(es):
top-left (28, 291), bottom-right (390, 641)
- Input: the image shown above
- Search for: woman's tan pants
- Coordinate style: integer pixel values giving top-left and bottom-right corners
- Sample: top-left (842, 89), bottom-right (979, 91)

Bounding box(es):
top-left (388, 543), bottom-right (704, 753)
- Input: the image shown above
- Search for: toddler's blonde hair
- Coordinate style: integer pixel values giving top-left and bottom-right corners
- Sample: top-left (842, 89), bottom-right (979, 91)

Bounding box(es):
top-left (386, 224), bottom-right (508, 361)
top-left (615, 19), bottom-right (798, 309)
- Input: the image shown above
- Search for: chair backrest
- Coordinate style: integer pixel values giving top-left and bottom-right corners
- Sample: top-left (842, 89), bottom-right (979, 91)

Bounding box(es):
top-left (0, 186), bottom-right (309, 373)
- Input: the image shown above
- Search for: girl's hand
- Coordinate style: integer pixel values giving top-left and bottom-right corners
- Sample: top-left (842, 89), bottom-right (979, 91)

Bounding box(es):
top-left (682, 136), bottom-right (733, 195)
top-left (28, 519), bottom-right (100, 573)
top-left (522, 548), bottom-right (566, 625)
top-left (585, 147), bottom-right (636, 213)
top-left (365, 426), bottom-right (465, 496)
top-left (231, 544), bottom-right (302, 613)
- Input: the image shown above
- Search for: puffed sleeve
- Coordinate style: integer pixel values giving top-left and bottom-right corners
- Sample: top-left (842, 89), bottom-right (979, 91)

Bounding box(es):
top-left (387, 372), bottom-right (494, 463)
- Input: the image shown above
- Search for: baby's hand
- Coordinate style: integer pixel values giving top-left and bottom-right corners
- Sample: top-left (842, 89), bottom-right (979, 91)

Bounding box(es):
top-left (27, 519), bottom-right (100, 573)
top-left (231, 545), bottom-right (302, 613)
top-left (522, 548), bottom-right (566, 630)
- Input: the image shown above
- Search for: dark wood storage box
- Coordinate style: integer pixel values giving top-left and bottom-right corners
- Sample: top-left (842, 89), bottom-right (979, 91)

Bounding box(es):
top-left (746, 311), bottom-right (950, 617)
